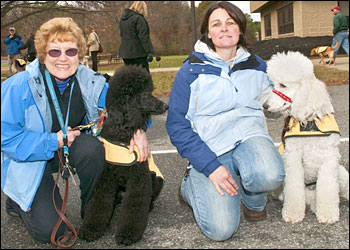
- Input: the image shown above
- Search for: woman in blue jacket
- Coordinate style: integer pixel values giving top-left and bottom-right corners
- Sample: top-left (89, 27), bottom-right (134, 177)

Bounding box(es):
top-left (1, 17), bottom-right (151, 244)
top-left (166, 2), bottom-right (285, 241)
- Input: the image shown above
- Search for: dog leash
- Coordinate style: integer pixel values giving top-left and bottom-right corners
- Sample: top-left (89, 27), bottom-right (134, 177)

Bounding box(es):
top-left (50, 113), bottom-right (107, 249)
top-left (45, 70), bottom-right (79, 248)
top-left (51, 148), bottom-right (80, 249)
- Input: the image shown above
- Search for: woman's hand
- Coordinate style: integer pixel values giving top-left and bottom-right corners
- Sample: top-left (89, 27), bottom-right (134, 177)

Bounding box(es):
top-left (129, 129), bottom-right (150, 162)
top-left (209, 166), bottom-right (239, 196)
top-left (56, 126), bottom-right (81, 149)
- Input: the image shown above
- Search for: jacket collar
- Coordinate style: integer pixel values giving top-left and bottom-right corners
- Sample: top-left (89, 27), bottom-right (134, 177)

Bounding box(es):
top-left (189, 50), bottom-right (260, 72)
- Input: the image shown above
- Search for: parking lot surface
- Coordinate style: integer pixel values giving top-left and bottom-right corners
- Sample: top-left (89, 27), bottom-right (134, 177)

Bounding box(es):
top-left (1, 84), bottom-right (349, 249)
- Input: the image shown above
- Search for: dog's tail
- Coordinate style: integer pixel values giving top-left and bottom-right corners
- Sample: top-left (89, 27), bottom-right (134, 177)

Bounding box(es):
top-left (332, 40), bottom-right (339, 49)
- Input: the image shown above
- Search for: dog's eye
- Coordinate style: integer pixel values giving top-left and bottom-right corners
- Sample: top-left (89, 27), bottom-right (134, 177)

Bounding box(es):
top-left (279, 83), bottom-right (287, 88)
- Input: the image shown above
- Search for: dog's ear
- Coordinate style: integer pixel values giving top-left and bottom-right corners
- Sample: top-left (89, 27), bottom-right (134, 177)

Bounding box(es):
top-left (291, 77), bottom-right (334, 122)
top-left (103, 73), bottom-right (111, 83)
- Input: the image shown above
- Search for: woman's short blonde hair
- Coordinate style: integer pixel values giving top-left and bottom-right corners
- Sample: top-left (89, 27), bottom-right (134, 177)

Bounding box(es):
top-left (35, 17), bottom-right (86, 63)
top-left (130, 1), bottom-right (148, 17)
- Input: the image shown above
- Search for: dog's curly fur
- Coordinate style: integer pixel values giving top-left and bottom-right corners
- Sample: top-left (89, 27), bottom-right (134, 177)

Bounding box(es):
top-left (78, 65), bottom-right (168, 245)
top-left (264, 51), bottom-right (349, 224)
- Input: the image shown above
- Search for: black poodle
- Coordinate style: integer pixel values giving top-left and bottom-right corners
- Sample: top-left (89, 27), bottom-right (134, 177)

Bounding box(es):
top-left (79, 65), bottom-right (168, 245)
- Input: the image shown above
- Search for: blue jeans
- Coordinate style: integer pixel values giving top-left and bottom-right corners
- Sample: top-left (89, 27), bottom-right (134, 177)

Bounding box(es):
top-left (332, 31), bottom-right (349, 59)
top-left (180, 136), bottom-right (285, 241)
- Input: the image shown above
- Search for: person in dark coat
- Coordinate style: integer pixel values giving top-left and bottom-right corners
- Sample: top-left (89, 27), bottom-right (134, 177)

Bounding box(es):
top-left (19, 32), bottom-right (37, 62)
top-left (119, 1), bottom-right (154, 72)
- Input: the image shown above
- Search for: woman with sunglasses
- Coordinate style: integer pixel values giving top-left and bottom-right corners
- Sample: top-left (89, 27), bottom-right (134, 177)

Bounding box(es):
top-left (1, 17), bottom-right (151, 244)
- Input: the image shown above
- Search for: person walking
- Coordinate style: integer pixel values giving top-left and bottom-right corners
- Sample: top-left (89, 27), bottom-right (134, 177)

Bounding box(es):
top-left (166, 2), bottom-right (285, 241)
top-left (4, 27), bottom-right (23, 76)
top-left (119, 1), bottom-right (154, 72)
top-left (86, 25), bottom-right (100, 71)
top-left (19, 32), bottom-right (37, 62)
top-left (330, 6), bottom-right (349, 62)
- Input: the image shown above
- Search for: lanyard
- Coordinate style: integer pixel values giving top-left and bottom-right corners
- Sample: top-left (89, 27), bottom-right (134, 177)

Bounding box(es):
top-left (45, 69), bottom-right (75, 156)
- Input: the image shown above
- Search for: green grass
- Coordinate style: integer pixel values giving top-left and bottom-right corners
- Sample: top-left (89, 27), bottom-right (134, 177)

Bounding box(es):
top-left (314, 65), bottom-right (349, 86)
top-left (2, 57), bottom-right (348, 97)
top-left (98, 55), bottom-right (188, 72)
top-left (149, 55), bottom-right (188, 68)
top-left (151, 71), bottom-right (177, 97)
top-left (97, 55), bottom-right (188, 97)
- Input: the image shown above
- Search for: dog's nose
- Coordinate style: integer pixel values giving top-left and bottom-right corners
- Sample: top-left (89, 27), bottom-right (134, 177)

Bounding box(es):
top-left (263, 103), bottom-right (269, 110)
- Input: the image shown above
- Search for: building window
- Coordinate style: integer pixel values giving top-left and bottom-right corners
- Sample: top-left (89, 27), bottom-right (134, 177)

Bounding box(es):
top-left (264, 13), bottom-right (271, 37)
top-left (278, 3), bottom-right (294, 34)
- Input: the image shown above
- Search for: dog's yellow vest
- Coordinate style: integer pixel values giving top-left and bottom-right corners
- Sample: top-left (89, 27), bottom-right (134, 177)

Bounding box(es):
top-left (278, 114), bottom-right (340, 154)
top-left (315, 46), bottom-right (328, 54)
top-left (99, 137), bottom-right (164, 179)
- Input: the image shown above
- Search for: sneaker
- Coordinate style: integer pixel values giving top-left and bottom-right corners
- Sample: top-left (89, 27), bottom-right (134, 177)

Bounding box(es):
top-left (6, 197), bottom-right (20, 217)
top-left (242, 203), bottom-right (266, 221)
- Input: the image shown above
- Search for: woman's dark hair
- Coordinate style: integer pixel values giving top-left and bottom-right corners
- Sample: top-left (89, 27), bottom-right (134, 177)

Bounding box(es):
top-left (200, 2), bottom-right (249, 51)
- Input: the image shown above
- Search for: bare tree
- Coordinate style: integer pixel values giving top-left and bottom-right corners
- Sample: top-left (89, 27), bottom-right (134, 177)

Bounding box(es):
top-left (2, 1), bottom-right (229, 56)
top-left (190, 1), bottom-right (197, 49)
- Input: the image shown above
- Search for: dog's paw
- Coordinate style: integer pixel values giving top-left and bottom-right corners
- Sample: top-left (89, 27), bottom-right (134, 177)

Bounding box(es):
top-left (78, 227), bottom-right (105, 242)
top-left (282, 207), bottom-right (305, 224)
top-left (316, 209), bottom-right (339, 224)
top-left (115, 234), bottom-right (141, 246)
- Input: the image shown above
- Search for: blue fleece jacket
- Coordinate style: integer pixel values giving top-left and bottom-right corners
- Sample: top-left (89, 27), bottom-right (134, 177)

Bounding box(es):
top-left (1, 59), bottom-right (108, 211)
top-left (166, 42), bottom-right (274, 177)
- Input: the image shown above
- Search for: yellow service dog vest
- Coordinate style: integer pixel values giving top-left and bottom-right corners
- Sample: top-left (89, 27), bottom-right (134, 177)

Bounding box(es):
top-left (315, 46), bottom-right (328, 54)
top-left (99, 137), bottom-right (164, 179)
top-left (278, 114), bottom-right (340, 154)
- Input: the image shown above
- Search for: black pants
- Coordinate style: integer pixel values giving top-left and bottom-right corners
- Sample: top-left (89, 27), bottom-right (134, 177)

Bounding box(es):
top-left (7, 133), bottom-right (105, 243)
top-left (123, 57), bottom-right (149, 72)
top-left (91, 51), bottom-right (98, 72)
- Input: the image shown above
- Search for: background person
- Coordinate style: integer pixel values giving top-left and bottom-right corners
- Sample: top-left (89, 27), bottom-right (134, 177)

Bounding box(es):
top-left (166, 2), bottom-right (285, 242)
top-left (330, 6), bottom-right (349, 62)
top-left (86, 25), bottom-right (100, 71)
top-left (19, 32), bottom-right (37, 62)
top-left (4, 27), bottom-right (23, 76)
top-left (1, 17), bottom-right (150, 244)
top-left (119, 1), bottom-right (154, 72)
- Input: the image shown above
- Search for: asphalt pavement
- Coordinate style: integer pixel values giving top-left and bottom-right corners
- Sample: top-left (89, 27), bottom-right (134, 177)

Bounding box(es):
top-left (1, 61), bottom-right (349, 249)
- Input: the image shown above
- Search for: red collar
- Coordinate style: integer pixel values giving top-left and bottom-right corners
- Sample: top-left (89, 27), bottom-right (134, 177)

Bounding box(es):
top-left (272, 89), bottom-right (292, 103)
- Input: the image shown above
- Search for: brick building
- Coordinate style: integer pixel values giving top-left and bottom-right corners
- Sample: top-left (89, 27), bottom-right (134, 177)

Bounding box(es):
top-left (251, 1), bottom-right (349, 40)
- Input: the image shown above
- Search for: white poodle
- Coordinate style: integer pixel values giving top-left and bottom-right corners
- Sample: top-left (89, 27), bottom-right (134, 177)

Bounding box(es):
top-left (264, 51), bottom-right (349, 224)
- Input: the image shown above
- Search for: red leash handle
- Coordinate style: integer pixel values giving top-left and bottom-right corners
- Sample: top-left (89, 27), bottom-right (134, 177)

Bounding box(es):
top-left (272, 89), bottom-right (292, 103)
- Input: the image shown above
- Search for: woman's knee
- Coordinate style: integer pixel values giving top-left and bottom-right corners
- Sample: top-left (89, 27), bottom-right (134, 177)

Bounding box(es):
top-left (71, 134), bottom-right (104, 160)
top-left (244, 168), bottom-right (285, 192)
top-left (69, 134), bottom-right (105, 172)
top-left (242, 158), bottom-right (285, 193)
top-left (196, 206), bottom-right (240, 241)
top-left (201, 220), bottom-right (239, 241)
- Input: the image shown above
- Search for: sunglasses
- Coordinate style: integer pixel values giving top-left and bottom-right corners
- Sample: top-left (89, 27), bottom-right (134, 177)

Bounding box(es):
top-left (47, 48), bottom-right (78, 57)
